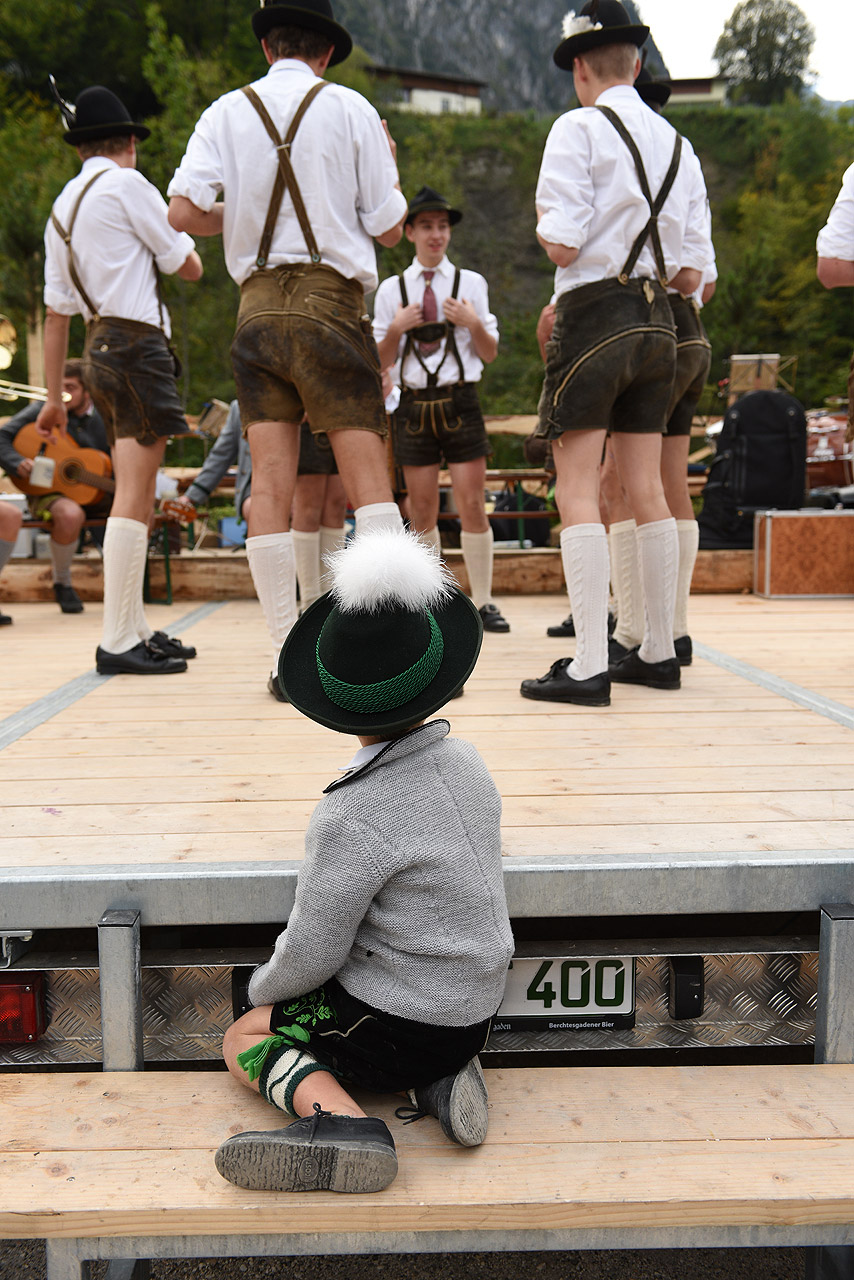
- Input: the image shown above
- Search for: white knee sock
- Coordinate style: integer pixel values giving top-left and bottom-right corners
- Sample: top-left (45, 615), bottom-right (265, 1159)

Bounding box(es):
top-left (560, 524), bottom-right (609, 681)
top-left (318, 524), bottom-right (347, 593)
top-left (609, 519), bottom-right (643, 650)
top-left (292, 529), bottom-right (321, 611)
top-left (354, 502), bottom-right (403, 535)
top-left (246, 532), bottom-right (297, 668)
top-left (419, 526), bottom-right (443, 558)
top-left (636, 517), bottom-right (679, 664)
top-left (674, 518), bottom-right (699, 640)
top-left (460, 529), bottom-right (494, 609)
top-left (50, 538), bottom-right (76, 588)
top-left (102, 517), bottom-right (149, 655)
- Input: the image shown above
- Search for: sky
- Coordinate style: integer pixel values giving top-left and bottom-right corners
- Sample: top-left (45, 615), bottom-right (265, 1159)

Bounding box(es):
top-left (636, 1), bottom-right (854, 104)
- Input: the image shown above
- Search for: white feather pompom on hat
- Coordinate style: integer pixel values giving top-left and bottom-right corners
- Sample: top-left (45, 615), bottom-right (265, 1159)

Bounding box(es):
top-left (326, 528), bottom-right (456, 615)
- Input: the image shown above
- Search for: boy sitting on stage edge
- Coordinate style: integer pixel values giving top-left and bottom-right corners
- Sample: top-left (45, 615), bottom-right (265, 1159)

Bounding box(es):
top-left (215, 528), bottom-right (514, 1193)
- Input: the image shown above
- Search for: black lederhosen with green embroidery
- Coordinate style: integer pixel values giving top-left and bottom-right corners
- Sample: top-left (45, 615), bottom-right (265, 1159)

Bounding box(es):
top-left (268, 977), bottom-right (491, 1093)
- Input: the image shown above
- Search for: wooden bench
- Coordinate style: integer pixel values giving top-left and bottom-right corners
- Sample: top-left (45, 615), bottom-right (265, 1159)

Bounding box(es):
top-left (3, 1064), bottom-right (854, 1278)
top-left (20, 515), bottom-right (175, 606)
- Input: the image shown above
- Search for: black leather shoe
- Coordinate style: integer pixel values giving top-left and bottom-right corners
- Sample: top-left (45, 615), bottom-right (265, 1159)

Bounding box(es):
top-left (267, 673), bottom-right (289, 702)
top-left (0, 611), bottom-right (12, 626)
top-left (609, 646), bottom-right (680, 690)
top-left (546, 613), bottom-right (575, 638)
top-left (521, 658), bottom-right (610, 705)
top-left (547, 611), bottom-right (616, 638)
top-left (96, 641), bottom-right (187, 675)
top-left (479, 603), bottom-right (510, 633)
top-left (53, 583), bottom-right (83, 614)
top-left (215, 1104), bottom-right (398, 1193)
top-left (149, 630), bottom-right (197, 660)
top-left (675, 635), bottom-right (693, 666)
top-left (608, 636), bottom-right (632, 664)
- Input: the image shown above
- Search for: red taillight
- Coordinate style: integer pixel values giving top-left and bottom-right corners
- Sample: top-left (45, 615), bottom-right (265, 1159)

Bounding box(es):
top-left (0, 973), bottom-right (47, 1043)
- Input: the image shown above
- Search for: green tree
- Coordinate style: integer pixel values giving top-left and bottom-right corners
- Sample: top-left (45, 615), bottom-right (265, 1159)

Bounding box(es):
top-left (714, 0), bottom-right (814, 105)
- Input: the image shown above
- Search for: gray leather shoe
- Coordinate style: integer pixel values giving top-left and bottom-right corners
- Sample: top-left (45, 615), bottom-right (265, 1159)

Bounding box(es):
top-left (401, 1057), bottom-right (489, 1148)
top-left (215, 1105), bottom-right (398, 1193)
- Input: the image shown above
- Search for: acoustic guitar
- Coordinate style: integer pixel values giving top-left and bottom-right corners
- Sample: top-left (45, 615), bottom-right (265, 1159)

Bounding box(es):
top-left (13, 421), bottom-right (114, 507)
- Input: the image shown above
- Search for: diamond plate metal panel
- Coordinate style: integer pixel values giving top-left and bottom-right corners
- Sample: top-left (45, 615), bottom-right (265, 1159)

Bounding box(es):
top-left (0, 951), bottom-right (821, 1066)
top-left (486, 952), bottom-right (818, 1054)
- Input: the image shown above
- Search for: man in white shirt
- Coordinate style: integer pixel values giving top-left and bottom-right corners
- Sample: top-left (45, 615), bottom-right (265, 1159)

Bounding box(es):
top-left (168, 0), bottom-right (407, 697)
top-left (817, 164), bottom-right (854, 441)
top-left (36, 85), bottom-right (203, 675)
top-left (520, 0), bottom-right (708, 708)
top-left (373, 186), bottom-right (508, 632)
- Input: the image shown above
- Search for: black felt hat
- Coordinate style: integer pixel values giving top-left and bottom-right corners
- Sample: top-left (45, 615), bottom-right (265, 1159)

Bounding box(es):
top-left (55, 84), bottom-right (150, 146)
top-left (279, 529), bottom-right (483, 735)
top-left (252, 0), bottom-right (352, 66)
top-left (405, 185), bottom-right (463, 227)
top-left (635, 65), bottom-right (671, 108)
top-left (553, 1), bottom-right (649, 72)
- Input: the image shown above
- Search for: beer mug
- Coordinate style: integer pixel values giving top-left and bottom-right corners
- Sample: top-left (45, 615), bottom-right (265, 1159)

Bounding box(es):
top-left (29, 455), bottom-right (56, 489)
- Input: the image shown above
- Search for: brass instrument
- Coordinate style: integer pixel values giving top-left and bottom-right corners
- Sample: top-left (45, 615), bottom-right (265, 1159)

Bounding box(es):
top-left (0, 315), bottom-right (69, 402)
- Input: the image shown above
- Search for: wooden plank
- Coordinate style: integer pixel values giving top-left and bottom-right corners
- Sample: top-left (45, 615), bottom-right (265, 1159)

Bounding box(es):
top-left (3, 1065), bottom-right (854, 1153)
top-left (3, 791), bottom-right (853, 841)
top-left (4, 763), bottom-right (853, 806)
top-left (3, 820), bottom-right (854, 870)
top-left (3, 1069), bottom-right (854, 1238)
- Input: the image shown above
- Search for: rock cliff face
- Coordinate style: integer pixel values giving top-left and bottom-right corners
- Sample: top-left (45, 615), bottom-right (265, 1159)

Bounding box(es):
top-left (335, 0), bottom-right (668, 114)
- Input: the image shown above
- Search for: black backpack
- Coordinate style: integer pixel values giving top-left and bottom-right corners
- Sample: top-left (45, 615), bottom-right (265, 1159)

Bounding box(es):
top-left (697, 390), bottom-right (807, 550)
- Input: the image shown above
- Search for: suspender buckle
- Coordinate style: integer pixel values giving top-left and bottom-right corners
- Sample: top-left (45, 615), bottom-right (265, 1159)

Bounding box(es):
top-left (276, 141), bottom-right (291, 153)
top-left (310, 252), bottom-right (321, 264)
top-left (618, 273), bottom-right (629, 286)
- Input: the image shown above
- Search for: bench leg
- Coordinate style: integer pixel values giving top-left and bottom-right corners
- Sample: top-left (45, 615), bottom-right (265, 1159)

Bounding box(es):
top-left (45, 1239), bottom-right (92, 1280)
top-left (805, 1247), bottom-right (854, 1280)
top-left (806, 905), bottom-right (854, 1279)
top-left (98, 908), bottom-right (144, 1071)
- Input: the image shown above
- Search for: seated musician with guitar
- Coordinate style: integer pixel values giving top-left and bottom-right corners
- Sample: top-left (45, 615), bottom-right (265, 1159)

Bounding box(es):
top-left (0, 360), bottom-right (110, 613)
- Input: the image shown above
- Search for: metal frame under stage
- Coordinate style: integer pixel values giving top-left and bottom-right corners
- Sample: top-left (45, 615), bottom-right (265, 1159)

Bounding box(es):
top-left (39, 1226), bottom-right (854, 1280)
top-left (31, 906), bottom-right (854, 1280)
top-left (3, 850), bottom-right (854, 930)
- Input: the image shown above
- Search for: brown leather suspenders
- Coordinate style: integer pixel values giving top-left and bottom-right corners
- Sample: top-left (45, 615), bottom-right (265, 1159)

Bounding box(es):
top-left (595, 105), bottom-right (683, 288)
top-left (50, 170), bottom-right (171, 340)
top-left (240, 81), bottom-right (328, 269)
top-left (50, 170), bottom-right (109, 321)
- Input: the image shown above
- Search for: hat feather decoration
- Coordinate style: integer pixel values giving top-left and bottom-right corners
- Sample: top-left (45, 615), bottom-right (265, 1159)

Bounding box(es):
top-left (48, 75), bottom-right (76, 129)
top-left (326, 529), bottom-right (454, 615)
top-left (561, 5), bottom-right (602, 39)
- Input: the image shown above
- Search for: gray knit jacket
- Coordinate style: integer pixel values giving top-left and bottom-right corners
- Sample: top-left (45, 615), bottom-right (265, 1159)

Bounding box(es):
top-left (248, 720), bottom-right (514, 1026)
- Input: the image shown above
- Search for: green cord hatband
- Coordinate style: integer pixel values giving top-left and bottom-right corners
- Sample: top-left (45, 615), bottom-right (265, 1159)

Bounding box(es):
top-left (316, 610), bottom-right (443, 712)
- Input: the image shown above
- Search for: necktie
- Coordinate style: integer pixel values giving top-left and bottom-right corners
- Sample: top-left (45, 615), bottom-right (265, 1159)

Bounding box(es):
top-left (419, 270), bottom-right (441, 355)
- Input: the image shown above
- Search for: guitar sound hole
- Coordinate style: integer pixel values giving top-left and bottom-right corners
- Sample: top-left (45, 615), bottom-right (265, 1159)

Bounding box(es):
top-left (61, 461), bottom-right (80, 482)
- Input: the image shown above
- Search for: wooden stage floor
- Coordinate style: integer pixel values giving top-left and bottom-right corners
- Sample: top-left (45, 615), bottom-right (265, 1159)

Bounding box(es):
top-left (1, 592), bottom-right (853, 884)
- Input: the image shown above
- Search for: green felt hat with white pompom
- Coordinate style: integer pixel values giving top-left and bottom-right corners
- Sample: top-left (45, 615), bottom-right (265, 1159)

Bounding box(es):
top-left (278, 529), bottom-right (483, 734)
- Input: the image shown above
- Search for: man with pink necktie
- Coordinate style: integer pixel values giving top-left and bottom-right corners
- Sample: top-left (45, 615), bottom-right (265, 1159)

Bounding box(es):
top-left (373, 186), bottom-right (509, 633)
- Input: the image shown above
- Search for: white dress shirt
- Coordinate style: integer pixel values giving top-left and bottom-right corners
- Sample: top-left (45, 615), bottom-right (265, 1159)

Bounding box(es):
top-left (44, 157), bottom-right (194, 336)
top-left (372, 255), bottom-right (499, 389)
top-left (817, 163), bottom-right (854, 260)
top-left (168, 59), bottom-right (407, 293)
top-left (536, 84), bottom-right (712, 299)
